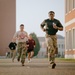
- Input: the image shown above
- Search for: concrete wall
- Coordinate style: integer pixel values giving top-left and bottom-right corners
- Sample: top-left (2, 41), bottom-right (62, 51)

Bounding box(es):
top-left (0, 0), bottom-right (16, 55)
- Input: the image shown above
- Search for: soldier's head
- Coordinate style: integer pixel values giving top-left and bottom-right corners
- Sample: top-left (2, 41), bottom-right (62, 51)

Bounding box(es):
top-left (29, 34), bottom-right (33, 39)
top-left (20, 24), bottom-right (24, 31)
top-left (48, 11), bottom-right (55, 20)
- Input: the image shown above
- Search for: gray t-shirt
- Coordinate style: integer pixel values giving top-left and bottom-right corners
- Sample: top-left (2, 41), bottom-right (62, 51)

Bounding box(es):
top-left (13, 31), bottom-right (28, 43)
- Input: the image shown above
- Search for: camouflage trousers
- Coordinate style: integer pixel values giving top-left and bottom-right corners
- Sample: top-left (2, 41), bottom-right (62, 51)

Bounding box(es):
top-left (45, 34), bottom-right (58, 62)
top-left (17, 42), bottom-right (27, 63)
top-left (10, 50), bottom-right (16, 61)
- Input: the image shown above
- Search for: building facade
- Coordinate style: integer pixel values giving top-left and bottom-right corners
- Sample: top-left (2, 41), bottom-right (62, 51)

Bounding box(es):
top-left (65, 0), bottom-right (75, 59)
top-left (0, 0), bottom-right (16, 56)
top-left (57, 35), bottom-right (65, 57)
top-left (37, 37), bottom-right (46, 58)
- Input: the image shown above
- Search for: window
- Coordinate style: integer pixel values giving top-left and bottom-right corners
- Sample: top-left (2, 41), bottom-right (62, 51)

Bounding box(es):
top-left (68, 0), bottom-right (70, 12)
top-left (66, 30), bottom-right (72, 50)
top-left (66, 31), bottom-right (69, 49)
top-left (59, 44), bottom-right (60, 48)
top-left (68, 30), bottom-right (72, 49)
top-left (65, 0), bottom-right (67, 14)
top-left (66, 0), bottom-right (75, 14)
top-left (73, 0), bottom-right (75, 8)
top-left (73, 29), bottom-right (75, 49)
top-left (65, 0), bottom-right (70, 14)
top-left (70, 0), bottom-right (73, 10)
top-left (62, 44), bottom-right (64, 49)
top-left (74, 0), bottom-right (75, 8)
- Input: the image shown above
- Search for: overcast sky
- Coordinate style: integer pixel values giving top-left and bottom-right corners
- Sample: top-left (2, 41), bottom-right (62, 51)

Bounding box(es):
top-left (16, 0), bottom-right (65, 37)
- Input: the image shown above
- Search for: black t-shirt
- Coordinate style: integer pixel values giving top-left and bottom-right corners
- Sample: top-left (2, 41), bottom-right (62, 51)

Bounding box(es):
top-left (41, 19), bottom-right (63, 35)
top-left (9, 42), bottom-right (17, 50)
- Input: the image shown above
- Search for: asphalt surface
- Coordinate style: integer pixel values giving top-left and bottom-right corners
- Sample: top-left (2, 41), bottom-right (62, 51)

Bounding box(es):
top-left (0, 58), bottom-right (75, 75)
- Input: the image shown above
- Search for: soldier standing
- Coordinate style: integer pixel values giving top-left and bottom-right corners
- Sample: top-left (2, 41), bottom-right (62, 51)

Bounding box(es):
top-left (13, 24), bottom-right (28, 66)
top-left (40, 11), bottom-right (63, 69)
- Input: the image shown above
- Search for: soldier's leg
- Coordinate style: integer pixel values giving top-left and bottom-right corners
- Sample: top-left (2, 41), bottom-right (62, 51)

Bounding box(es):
top-left (21, 43), bottom-right (27, 66)
top-left (28, 52), bottom-right (31, 63)
top-left (30, 51), bottom-right (34, 58)
top-left (51, 35), bottom-right (57, 69)
top-left (12, 50), bottom-right (16, 62)
top-left (49, 49), bottom-right (55, 63)
top-left (10, 50), bottom-right (13, 58)
top-left (17, 43), bottom-right (22, 62)
top-left (50, 35), bottom-right (58, 63)
top-left (49, 36), bottom-right (56, 63)
top-left (53, 35), bottom-right (58, 54)
top-left (45, 37), bottom-right (50, 61)
top-left (46, 37), bottom-right (54, 62)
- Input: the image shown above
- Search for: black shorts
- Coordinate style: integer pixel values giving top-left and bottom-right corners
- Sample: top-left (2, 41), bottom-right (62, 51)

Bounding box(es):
top-left (27, 49), bottom-right (34, 53)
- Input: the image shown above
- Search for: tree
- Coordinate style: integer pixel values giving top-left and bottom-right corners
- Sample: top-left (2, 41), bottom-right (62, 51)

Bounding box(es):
top-left (30, 33), bottom-right (40, 56)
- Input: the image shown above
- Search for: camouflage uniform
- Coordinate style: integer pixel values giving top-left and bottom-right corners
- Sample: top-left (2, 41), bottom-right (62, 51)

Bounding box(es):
top-left (17, 42), bottom-right (27, 63)
top-left (41, 19), bottom-right (63, 63)
top-left (10, 50), bottom-right (16, 62)
top-left (45, 34), bottom-right (58, 62)
top-left (13, 31), bottom-right (28, 65)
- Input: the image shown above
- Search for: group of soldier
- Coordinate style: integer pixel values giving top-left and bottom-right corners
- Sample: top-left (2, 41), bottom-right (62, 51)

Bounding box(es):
top-left (9, 11), bottom-right (63, 69)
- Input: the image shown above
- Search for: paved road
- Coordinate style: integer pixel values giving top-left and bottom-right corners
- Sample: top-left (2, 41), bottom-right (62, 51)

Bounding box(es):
top-left (0, 58), bottom-right (75, 75)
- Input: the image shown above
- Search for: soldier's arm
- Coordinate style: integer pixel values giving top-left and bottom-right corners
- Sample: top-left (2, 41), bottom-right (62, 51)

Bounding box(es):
top-left (26, 41), bottom-right (29, 48)
top-left (25, 32), bottom-right (29, 46)
top-left (57, 20), bottom-right (63, 31)
top-left (40, 20), bottom-right (46, 32)
top-left (12, 32), bottom-right (18, 42)
top-left (57, 27), bottom-right (63, 31)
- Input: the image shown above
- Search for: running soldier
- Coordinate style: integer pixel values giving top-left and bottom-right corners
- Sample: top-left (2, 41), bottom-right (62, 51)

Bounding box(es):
top-left (26, 34), bottom-right (35, 63)
top-left (8, 39), bottom-right (17, 62)
top-left (13, 24), bottom-right (28, 66)
top-left (40, 11), bottom-right (63, 69)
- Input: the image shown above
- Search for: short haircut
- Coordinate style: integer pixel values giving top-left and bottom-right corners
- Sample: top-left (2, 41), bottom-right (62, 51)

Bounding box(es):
top-left (48, 11), bottom-right (55, 14)
top-left (20, 24), bottom-right (24, 27)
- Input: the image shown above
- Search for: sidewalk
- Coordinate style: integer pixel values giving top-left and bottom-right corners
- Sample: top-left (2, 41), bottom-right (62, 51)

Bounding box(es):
top-left (0, 58), bottom-right (75, 75)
